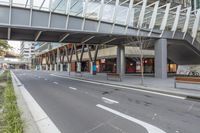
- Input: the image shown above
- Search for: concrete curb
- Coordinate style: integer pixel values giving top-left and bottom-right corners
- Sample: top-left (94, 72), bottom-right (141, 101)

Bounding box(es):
top-left (11, 71), bottom-right (61, 133)
top-left (10, 71), bottom-right (40, 133)
top-left (53, 74), bottom-right (200, 100)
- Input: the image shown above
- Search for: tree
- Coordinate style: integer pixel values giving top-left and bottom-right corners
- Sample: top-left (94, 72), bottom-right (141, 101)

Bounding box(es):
top-left (127, 35), bottom-right (151, 86)
top-left (0, 40), bottom-right (11, 56)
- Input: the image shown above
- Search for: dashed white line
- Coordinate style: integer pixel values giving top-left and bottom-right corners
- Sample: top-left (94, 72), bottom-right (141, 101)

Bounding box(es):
top-left (96, 104), bottom-right (166, 133)
top-left (53, 82), bottom-right (58, 84)
top-left (44, 78), bottom-right (48, 81)
top-left (102, 97), bottom-right (119, 104)
top-left (50, 74), bottom-right (186, 100)
top-left (69, 87), bottom-right (77, 90)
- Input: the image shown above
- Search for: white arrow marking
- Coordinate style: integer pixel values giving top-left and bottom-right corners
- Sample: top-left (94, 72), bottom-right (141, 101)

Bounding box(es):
top-left (96, 104), bottom-right (166, 133)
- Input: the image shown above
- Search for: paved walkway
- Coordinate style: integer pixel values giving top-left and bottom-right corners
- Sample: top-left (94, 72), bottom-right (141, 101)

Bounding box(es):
top-left (49, 71), bottom-right (200, 99)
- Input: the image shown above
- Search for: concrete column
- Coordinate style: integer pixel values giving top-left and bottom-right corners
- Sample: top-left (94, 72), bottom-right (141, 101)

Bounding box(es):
top-left (56, 48), bottom-right (60, 71)
top-left (54, 64), bottom-right (57, 71)
top-left (46, 64), bottom-right (48, 71)
top-left (77, 62), bottom-right (81, 72)
top-left (155, 39), bottom-right (168, 79)
top-left (50, 64), bottom-right (53, 71)
top-left (90, 61), bottom-right (97, 75)
top-left (60, 64), bottom-right (63, 72)
top-left (117, 45), bottom-right (125, 75)
top-left (67, 63), bottom-right (71, 72)
top-left (39, 65), bottom-right (42, 70)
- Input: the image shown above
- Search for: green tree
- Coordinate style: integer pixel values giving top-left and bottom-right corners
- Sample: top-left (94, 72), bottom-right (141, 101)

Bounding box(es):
top-left (0, 40), bottom-right (10, 50)
top-left (0, 40), bottom-right (11, 56)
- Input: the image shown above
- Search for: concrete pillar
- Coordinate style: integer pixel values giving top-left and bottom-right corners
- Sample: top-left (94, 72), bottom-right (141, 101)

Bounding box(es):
top-left (39, 65), bottom-right (42, 70)
top-left (60, 64), bottom-right (63, 72)
top-left (54, 64), bottom-right (57, 71)
top-left (50, 64), bottom-right (53, 71)
top-left (155, 39), bottom-right (167, 79)
top-left (90, 61), bottom-right (97, 75)
top-left (117, 45), bottom-right (125, 75)
top-left (56, 48), bottom-right (60, 71)
top-left (46, 64), bottom-right (48, 71)
top-left (67, 63), bottom-right (71, 72)
top-left (77, 62), bottom-right (81, 72)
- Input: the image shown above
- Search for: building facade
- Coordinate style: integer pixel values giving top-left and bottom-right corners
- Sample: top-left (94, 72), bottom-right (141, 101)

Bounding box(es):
top-left (20, 42), bottom-right (35, 59)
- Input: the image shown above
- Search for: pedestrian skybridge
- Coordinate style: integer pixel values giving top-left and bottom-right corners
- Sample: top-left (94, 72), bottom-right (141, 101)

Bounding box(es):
top-left (0, 0), bottom-right (200, 64)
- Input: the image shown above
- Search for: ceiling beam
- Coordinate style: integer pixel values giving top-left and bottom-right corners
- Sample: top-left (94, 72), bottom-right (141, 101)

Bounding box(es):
top-left (59, 33), bottom-right (70, 42)
top-left (81, 36), bottom-right (95, 44)
top-left (35, 31), bottom-right (42, 41)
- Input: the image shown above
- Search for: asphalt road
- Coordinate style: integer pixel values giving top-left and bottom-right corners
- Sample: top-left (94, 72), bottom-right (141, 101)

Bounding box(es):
top-left (13, 70), bottom-right (200, 133)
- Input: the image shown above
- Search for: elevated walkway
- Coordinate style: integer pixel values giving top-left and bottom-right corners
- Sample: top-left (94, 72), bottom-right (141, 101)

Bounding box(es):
top-left (0, 0), bottom-right (200, 64)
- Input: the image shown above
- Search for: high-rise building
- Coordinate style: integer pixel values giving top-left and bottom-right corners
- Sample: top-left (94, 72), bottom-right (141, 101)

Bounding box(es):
top-left (20, 42), bottom-right (35, 59)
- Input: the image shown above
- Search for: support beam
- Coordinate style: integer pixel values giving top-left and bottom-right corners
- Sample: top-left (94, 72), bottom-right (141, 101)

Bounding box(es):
top-left (34, 31), bottom-right (42, 41)
top-left (102, 38), bottom-right (116, 45)
top-left (117, 45), bottom-right (125, 76)
top-left (59, 33), bottom-right (70, 42)
top-left (155, 39), bottom-right (167, 79)
top-left (81, 36), bottom-right (95, 44)
top-left (7, 28), bottom-right (11, 40)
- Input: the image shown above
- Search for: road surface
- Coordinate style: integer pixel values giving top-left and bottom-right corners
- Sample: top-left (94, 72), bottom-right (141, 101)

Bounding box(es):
top-left (13, 70), bottom-right (200, 133)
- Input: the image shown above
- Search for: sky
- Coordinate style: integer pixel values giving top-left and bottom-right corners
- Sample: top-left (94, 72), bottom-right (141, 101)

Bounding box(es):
top-left (8, 41), bottom-right (21, 54)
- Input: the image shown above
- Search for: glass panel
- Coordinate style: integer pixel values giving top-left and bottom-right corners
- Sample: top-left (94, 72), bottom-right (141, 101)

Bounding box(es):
top-left (132, 6), bottom-right (142, 27)
top-left (12, 0), bottom-right (29, 7)
top-left (102, 3), bottom-right (115, 22)
top-left (52, 0), bottom-right (67, 14)
top-left (69, 0), bottom-right (83, 17)
top-left (115, 6), bottom-right (128, 25)
top-left (33, 0), bottom-right (50, 11)
top-left (85, 1), bottom-right (100, 20)
top-left (142, 6), bottom-right (154, 29)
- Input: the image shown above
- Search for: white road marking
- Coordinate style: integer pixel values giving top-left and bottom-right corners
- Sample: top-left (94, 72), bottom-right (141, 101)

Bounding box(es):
top-left (96, 104), bottom-right (166, 133)
top-left (102, 97), bottom-right (119, 104)
top-left (44, 78), bottom-right (48, 80)
top-left (187, 103), bottom-right (195, 112)
top-left (11, 71), bottom-right (61, 133)
top-left (50, 74), bottom-right (186, 100)
top-left (53, 82), bottom-right (58, 84)
top-left (69, 87), bottom-right (77, 90)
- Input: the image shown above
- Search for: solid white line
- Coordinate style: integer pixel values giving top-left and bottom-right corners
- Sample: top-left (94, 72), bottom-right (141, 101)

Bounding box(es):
top-left (50, 74), bottom-right (186, 100)
top-left (53, 82), bottom-right (58, 84)
top-left (102, 97), bottom-right (119, 104)
top-left (96, 104), bottom-right (166, 133)
top-left (11, 71), bottom-right (61, 133)
top-left (69, 87), bottom-right (77, 90)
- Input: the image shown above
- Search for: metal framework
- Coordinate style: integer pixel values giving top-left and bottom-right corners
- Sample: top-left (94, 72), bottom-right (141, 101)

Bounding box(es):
top-left (1, 0), bottom-right (200, 44)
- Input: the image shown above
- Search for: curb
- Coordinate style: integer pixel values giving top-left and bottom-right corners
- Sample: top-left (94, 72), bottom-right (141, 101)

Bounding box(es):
top-left (10, 71), bottom-right (40, 133)
top-left (53, 73), bottom-right (200, 100)
top-left (11, 71), bottom-right (61, 133)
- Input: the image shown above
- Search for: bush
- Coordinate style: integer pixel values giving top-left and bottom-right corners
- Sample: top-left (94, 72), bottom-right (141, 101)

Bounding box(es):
top-left (2, 71), bottom-right (23, 133)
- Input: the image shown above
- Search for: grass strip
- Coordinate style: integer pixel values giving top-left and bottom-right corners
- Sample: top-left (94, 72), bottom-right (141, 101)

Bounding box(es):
top-left (1, 71), bottom-right (23, 133)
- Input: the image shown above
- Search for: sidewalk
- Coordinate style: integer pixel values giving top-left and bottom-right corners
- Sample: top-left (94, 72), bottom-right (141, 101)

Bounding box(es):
top-left (50, 71), bottom-right (200, 99)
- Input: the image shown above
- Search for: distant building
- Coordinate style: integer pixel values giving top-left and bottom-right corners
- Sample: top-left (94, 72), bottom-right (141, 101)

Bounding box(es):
top-left (20, 42), bottom-right (35, 59)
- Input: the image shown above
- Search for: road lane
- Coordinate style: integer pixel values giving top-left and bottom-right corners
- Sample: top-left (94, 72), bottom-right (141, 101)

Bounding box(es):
top-left (13, 70), bottom-right (200, 133)
top-left (13, 70), bottom-right (150, 133)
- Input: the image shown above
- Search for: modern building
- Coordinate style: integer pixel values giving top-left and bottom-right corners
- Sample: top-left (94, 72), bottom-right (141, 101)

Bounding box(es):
top-left (20, 41), bottom-right (35, 59)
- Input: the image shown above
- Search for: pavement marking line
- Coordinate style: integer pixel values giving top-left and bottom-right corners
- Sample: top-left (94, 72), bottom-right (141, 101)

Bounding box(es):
top-left (69, 87), bottom-right (77, 90)
top-left (96, 104), bottom-right (166, 133)
top-left (53, 82), bottom-right (58, 84)
top-left (50, 74), bottom-right (186, 100)
top-left (11, 71), bottom-right (61, 133)
top-left (102, 97), bottom-right (119, 104)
